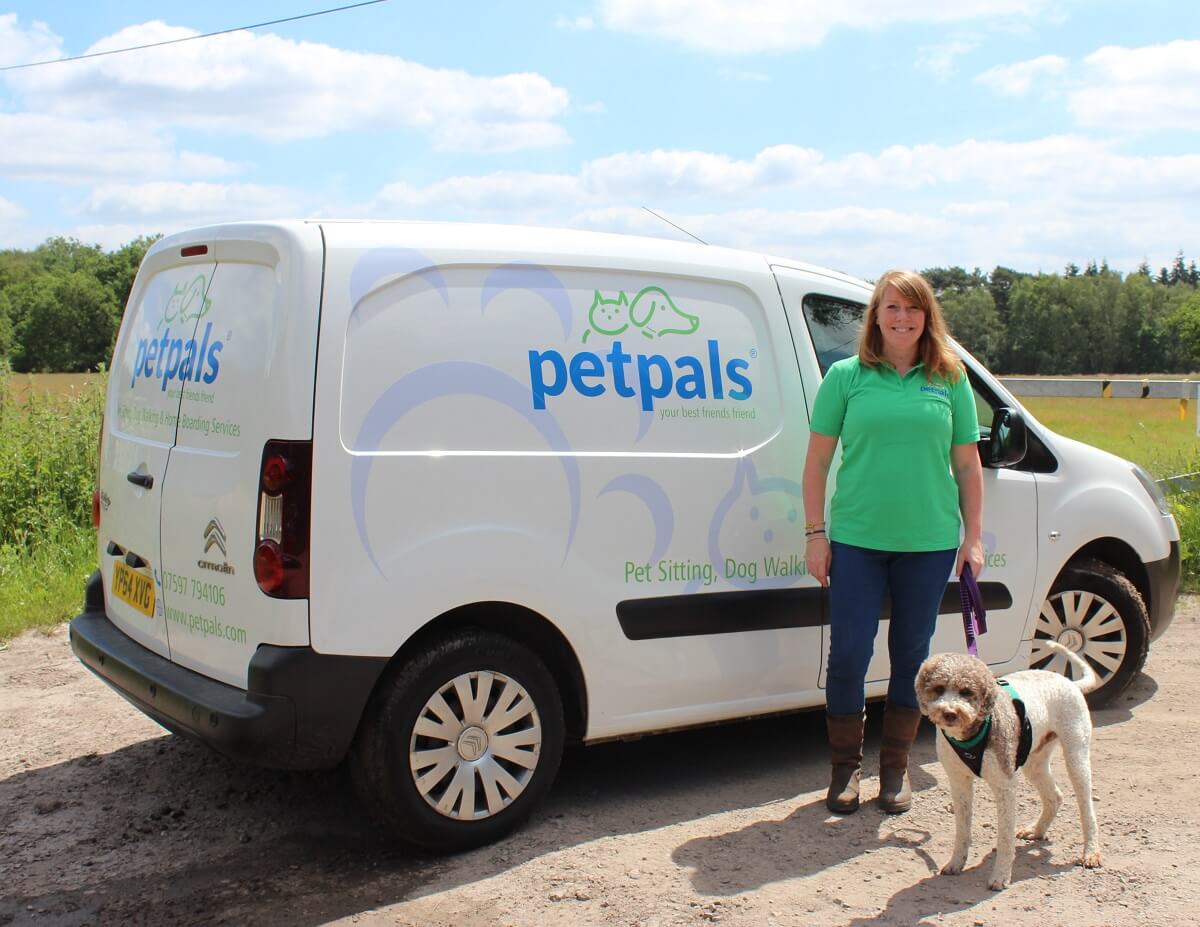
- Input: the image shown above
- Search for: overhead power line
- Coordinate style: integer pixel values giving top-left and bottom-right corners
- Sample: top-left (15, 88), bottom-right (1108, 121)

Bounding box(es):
top-left (0, 0), bottom-right (392, 72)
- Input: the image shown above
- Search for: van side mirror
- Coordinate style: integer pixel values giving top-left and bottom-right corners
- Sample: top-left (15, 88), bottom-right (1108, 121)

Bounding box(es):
top-left (981, 406), bottom-right (1027, 468)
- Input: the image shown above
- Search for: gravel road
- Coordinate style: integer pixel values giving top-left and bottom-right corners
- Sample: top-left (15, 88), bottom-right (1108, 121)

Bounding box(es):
top-left (3, 603), bottom-right (1199, 927)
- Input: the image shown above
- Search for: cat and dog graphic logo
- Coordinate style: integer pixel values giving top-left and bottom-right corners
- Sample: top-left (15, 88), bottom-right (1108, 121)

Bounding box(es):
top-left (582, 286), bottom-right (700, 343)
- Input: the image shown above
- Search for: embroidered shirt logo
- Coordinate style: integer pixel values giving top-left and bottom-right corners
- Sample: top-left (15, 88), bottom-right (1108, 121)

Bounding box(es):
top-left (920, 384), bottom-right (950, 398)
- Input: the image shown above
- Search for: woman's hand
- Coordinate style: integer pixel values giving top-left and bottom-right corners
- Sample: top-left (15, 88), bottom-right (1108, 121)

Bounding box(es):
top-left (807, 537), bottom-right (831, 587)
top-left (957, 538), bottom-right (984, 578)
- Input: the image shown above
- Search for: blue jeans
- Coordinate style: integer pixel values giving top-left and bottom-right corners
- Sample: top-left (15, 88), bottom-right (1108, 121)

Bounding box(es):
top-left (826, 541), bottom-right (957, 714)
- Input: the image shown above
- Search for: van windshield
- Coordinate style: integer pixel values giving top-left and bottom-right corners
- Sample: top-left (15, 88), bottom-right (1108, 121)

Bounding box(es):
top-left (801, 294), bottom-right (866, 375)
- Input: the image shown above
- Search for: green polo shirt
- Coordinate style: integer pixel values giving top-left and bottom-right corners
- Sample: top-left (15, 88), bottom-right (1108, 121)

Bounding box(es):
top-left (810, 356), bottom-right (980, 552)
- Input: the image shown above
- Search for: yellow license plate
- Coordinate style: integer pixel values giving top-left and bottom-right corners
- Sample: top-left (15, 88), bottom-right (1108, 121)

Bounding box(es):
top-left (112, 560), bottom-right (155, 618)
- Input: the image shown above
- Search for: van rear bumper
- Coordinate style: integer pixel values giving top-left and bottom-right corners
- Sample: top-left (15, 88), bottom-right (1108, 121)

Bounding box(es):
top-left (69, 571), bottom-right (388, 769)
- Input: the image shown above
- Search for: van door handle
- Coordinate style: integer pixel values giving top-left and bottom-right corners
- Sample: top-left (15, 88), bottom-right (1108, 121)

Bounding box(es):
top-left (127, 471), bottom-right (154, 489)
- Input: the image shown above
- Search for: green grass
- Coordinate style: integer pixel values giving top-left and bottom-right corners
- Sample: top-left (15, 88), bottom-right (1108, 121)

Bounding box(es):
top-left (0, 527), bottom-right (96, 641)
top-left (0, 368), bottom-right (103, 643)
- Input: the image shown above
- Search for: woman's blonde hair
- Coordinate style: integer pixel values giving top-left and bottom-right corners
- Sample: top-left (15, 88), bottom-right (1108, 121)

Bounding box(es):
top-left (859, 269), bottom-right (962, 382)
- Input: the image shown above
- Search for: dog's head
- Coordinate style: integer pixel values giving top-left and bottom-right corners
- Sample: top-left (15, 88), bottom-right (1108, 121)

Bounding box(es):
top-left (915, 652), bottom-right (999, 741)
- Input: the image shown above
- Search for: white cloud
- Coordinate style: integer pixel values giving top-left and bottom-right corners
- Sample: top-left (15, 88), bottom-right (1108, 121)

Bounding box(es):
top-left (974, 54), bottom-right (1069, 95)
top-left (0, 194), bottom-right (26, 221)
top-left (80, 182), bottom-right (301, 225)
top-left (370, 138), bottom-right (1200, 217)
top-left (917, 36), bottom-right (980, 79)
top-left (598, 0), bottom-right (1059, 54)
top-left (4, 20), bottom-right (570, 151)
top-left (377, 172), bottom-right (582, 214)
top-left (359, 136), bottom-right (1200, 277)
top-left (1069, 40), bottom-right (1200, 131)
top-left (0, 114), bottom-right (238, 183)
top-left (0, 12), bottom-right (61, 67)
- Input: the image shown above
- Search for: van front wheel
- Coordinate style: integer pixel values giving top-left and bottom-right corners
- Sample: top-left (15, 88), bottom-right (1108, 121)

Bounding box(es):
top-left (351, 630), bottom-right (565, 852)
top-left (1032, 559), bottom-right (1150, 709)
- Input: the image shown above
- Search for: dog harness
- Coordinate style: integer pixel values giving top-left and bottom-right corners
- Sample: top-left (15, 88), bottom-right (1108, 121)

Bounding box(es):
top-left (942, 680), bottom-right (1033, 777)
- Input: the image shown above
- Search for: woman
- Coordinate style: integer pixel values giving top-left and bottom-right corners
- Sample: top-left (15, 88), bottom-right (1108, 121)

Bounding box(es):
top-left (802, 269), bottom-right (983, 815)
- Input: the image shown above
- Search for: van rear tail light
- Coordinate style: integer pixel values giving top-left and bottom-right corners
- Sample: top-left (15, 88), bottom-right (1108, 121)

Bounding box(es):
top-left (254, 440), bottom-right (312, 598)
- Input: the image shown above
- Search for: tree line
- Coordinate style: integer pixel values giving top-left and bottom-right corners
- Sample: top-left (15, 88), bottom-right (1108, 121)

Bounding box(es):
top-left (1, 236), bottom-right (1198, 375)
top-left (0, 236), bottom-right (159, 373)
top-left (927, 253), bottom-right (1200, 374)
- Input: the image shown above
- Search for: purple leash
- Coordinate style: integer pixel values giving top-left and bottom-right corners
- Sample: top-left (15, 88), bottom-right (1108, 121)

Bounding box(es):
top-left (959, 562), bottom-right (987, 656)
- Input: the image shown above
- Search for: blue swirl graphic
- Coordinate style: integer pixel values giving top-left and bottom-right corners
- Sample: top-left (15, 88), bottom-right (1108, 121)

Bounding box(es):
top-left (351, 362), bottom-right (579, 576)
top-left (598, 474), bottom-right (674, 565)
top-left (349, 248), bottom-right (449, 324)
top-left (481, 263), bottom-right (573, 341)
top-left (682, 459), bottom-right (804, 593)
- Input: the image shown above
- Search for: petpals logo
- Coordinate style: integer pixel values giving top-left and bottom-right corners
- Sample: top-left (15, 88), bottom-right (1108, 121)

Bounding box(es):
top-left (529, 286), bottom-right (753, 412)
top-left (129, 277), bottom-right (224, 391)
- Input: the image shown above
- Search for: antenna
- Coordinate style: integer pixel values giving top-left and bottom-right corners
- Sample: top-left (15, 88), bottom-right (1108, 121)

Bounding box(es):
top-left (642, 206), bottom-right (708, 245)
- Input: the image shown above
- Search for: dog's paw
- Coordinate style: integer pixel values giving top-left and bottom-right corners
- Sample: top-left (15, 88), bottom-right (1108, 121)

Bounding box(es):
top-left (940, 859), bottom-right (966, 875)
top-left (1016, 826), bottom-right (1045, 841)
top-left (987, 874), bottom-right (1011, 891)
top-left (1080, 851), bottom-right (1103, 869)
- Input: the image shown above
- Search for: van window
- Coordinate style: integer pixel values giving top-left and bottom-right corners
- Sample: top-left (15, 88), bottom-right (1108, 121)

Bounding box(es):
top-left (801, 294), bottom-right (866, 375)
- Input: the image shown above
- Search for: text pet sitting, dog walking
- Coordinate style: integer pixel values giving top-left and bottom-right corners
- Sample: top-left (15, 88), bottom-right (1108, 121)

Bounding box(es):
top-left (803, 269), bottom-right (984, 815)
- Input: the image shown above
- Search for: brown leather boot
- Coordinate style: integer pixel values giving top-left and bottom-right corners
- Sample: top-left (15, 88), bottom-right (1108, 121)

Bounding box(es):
top-left (825, 711), bottom-right (865, 814)
top-left (879, 703), bottom-right (923, 814)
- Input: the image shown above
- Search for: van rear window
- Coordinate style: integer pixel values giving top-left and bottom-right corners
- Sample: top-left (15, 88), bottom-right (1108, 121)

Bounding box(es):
top-left (801, 294), bottom-right (866, 375)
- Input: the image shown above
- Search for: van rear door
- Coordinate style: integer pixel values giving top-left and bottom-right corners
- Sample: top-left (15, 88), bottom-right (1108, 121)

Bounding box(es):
top-left (156, 226), bottom-right (324, 686)
top-left (101, 252), bottom-right (217, 656)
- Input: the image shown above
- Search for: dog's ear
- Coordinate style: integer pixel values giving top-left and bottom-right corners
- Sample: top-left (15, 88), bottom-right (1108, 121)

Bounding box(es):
top-left (914, 657), bottom-right (938, 714)
top-left (977, 664), bottom-right (999, 717)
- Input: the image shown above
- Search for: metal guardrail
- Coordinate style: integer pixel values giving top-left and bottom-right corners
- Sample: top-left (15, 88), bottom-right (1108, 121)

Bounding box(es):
top-left (999, 377), bottom-right (1200, 432)
top-left (998, 377), bottom-right (1193, 399)
top-left (1158, 472), bottom-right (1200, 495)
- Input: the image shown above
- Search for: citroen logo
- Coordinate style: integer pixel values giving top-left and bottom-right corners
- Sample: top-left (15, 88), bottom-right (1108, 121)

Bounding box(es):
top-left (457, 727), bottom-right (488, 762)
top-left (204, 518), bottom-right (227, 557)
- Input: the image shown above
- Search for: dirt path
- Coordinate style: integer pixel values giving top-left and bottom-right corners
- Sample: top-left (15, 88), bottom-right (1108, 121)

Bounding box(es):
top-left (3, 603), bottom-right (1199, 927)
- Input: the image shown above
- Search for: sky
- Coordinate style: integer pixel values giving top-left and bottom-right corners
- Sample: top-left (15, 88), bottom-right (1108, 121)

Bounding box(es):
top-left (0, 0), bottom-right (1198, 280)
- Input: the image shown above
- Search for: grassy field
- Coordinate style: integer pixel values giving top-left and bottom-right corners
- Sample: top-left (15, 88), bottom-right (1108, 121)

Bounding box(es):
top-left (1020, 396), bottom-right (1200, 477)
top-left (0, 371), bottom-right (104, 642)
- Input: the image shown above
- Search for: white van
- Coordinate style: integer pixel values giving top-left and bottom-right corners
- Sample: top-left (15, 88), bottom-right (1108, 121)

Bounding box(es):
top-left (71, 220), bottom-right (1180, 851)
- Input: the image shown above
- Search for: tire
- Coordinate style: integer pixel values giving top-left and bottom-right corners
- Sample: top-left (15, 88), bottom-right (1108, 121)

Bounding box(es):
top-left (1032, 559), bottom-right (1150, 709)
top-left (350, 629), bottom-right (565, 852)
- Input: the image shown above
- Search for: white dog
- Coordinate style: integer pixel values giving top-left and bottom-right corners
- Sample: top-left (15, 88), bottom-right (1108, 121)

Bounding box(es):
top-left (915, 642), bottom-right (1102, 890)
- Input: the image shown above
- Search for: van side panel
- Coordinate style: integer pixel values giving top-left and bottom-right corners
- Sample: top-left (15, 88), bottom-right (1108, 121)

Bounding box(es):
top-left (311, 224), bottom-right (828, 740)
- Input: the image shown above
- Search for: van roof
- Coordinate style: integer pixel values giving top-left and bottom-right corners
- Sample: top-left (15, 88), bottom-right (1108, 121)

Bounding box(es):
top-left (152, 218), bottom-right (870, 291)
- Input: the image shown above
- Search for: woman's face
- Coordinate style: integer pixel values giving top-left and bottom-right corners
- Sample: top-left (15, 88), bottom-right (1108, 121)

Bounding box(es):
top-left (875, 284), bottom-right (925, 360)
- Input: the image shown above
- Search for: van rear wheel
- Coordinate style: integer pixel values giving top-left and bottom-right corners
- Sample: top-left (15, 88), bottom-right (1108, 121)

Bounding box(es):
top-left (1032, 559), bottom-right (1150, 709)
top-left (351, 630), bottom-right (564, 852)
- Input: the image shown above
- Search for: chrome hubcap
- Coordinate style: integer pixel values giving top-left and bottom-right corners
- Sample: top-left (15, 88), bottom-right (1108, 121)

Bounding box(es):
top-left (1033, 589), bottom-right (1127, 685)
top-left (410, 670), bottom-right (542, 820)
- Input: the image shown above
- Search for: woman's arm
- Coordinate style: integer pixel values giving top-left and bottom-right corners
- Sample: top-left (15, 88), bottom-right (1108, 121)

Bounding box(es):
top-left (803, 433), bottom-right (839, 587)
top-left (951, 442), bottom-right (984, 578)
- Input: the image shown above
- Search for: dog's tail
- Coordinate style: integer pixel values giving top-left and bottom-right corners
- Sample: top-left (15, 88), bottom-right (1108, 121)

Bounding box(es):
top-left (1041, 640), bottom-right (1100, 694)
